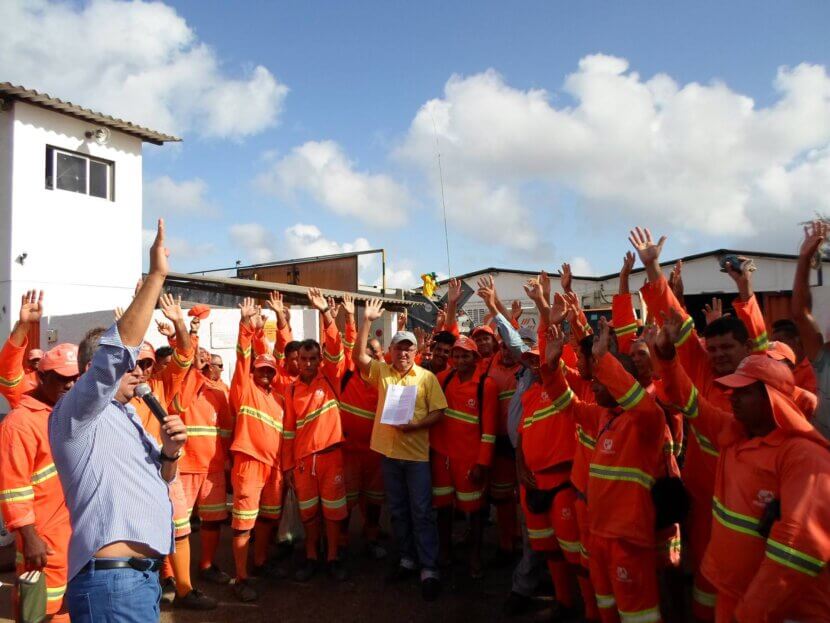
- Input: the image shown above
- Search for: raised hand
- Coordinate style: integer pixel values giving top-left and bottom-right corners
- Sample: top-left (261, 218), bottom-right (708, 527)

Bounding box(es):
top-left (545, 324), bottom-right (565, 365)
top-left (413, 327), bottom-right (427, 352)
top-left (620, 251), bottom-right (636, 278)
top-left (447, 277), bottom-right (462, 304)
top-left (307, 287), bottom-right (328, 312)
top-left (723, 256), bottom-right (755, 301)
top-left (628, 227), bottom-right (667, 266)
top-left (592, 317), bottom-right (611, 359)
top-left (435, 306), bottom-right (447, 329)
top-left (156, 319), bottom-right (174, 337)
top-left (19, 290), bottom-right (44, 324)
top-left (158, 292), bottom-right (184, 323)
top-left (510, 299), bottom-right (523, 321)
top-left (267, 291), bottom-right (285, 315)
top-left (189, 316), bottom-right (201, 334)
top-left (148, 218), bottom-right (169, 278)
top-left (476, 276), bottom-right (498, 312)
top-left (341, 293), bottom-right (355, 317)
top-left (560, 263), bottom-right (573, 293)
top-left (539, 270), bottom-right (551, 303)
top-left (363, 298), bottom-right (384, 322)
top-left (669, 260), bottom-right (684, 300)
top-left (239, 297), bottom-right (259, 326)
top-left (659, 308), bottom-right (686, 346)
top-left (563, 291), bottom-right (581, 313)
top-left (800, 220), bottom-right (829, 261)
top-left (397, 308), bottom-right (408, 331)
top-left (523, 278), bottom-right (544, 303)
top-left (703, 297), bottom-right (723, 325)
top-left (114, 306), bottom-right (125, 322)
top-left (251, 309), bottom-right (266, 331)
top-left (549, 292), bottom-right (570, 326)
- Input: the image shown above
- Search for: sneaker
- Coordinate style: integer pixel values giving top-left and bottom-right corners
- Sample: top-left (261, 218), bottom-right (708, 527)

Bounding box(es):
top-left (502, 591), bottom-right (533, 617)
top-left (421, 576), bottom-right (441, 602)
top-left (252, 560), bottom-right (288, 580)
top-left (173, 588), bottom-right (217, 611)
top-left (328, 559), bottom-right (349, 582)
top-left (366, 541), bottom-right (387, 561)
top-left (199, 564), bottom-right (231, 585)
top-left (233, 578), bottom-right (259, 602)
top-left (384, 563), bottom-right (416, 585)
top-left (160, 577), bottom-right (176, 605)
top-left (294, 559), bottom-right (319, 583)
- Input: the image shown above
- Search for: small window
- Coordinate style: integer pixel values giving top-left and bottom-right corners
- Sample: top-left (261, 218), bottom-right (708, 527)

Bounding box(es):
top-left (45, 146), bottom-right (114, 200)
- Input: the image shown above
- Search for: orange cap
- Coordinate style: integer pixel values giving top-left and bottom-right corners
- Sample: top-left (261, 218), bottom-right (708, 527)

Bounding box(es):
top-left (522, 346), bottom-right (541, 358)
top-left (253, 354), bottom-right (278, 370)
top-left (766, 341), bottom-right (796, 366)
top-left (138, 341), bottom-right (156, 362)
top-left (716, 355), bottom-right (794, 396)
top-left (471, 325), bottom-right (495, 338)
top-left (452, 336), bottom-right (480, 356)
top-left (188, 304), bottom-right (211, 320)
top-left (38, 343), bottom-right (79, 377)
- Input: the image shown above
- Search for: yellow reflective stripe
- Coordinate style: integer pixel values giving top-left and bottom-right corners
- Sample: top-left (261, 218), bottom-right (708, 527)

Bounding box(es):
top-left (456, 490), bottom-right (483, 502)
top-left (275, 352), bottom-right (286, 360)
top-left (323, 349), bottom-right (344, 363)
top-left (481, 433), bottom-right (496, 443)
top-left (342, 339), bottom-right (356, 349)
top-left (31, 463), bottom-right (58, 485)
top-left (365, 490), bottom-right (385, 501)
top-left (752, 332), bottom-right (769, 352)
top-left (690, 425), bottom-right (719, 457)
top-left (680, 386), bottom-right (699, 419)
top-left (219, 428), bottom-right (232, 438)
top-left (766, 539), bottom-right (825, 577)
top-left (712, 497), bottom-right (762, 538)
top-left (674, 316), bottom-right (694, 347)
top-left (527, 527), bottom-right (554, 539)
top-left (46, 584), bottom-right (67, 600)
top-left (236, 345), bottom-right (251, 358)
top-left (576, 424), bottom-right (596, 450)
top-left (321, 496), bottom-right (347, 509)
top-left (619, 607), bottom-right (661, 623)
top-left (283, 430), bottom-right (295, 440)
top-left (297, 399), bottom-right (339, 429)
top-left (498, 389), bottom-right (515, 401)
top-left (692, 586), bottom-right (717, 607)
top-left (614, 322), bottom-right (638, 337)
top-left (298, 496), bottom-right (320, 510)
top-left (444, 408), bottom-right (479, 424)
top-left (198, 503), bottom-right (227, 512)
top-left (172, 395), bottom-right (185, 413)
top-left (0, 372), bottom-right (23, 388)
top-left (589, 464), bottom-right (655, 489)
top-left (259, 504), bottom-right (282, 515)
top-left (432, 486), bottom-right (454, 496)
top-left (595, 593), bottom-right (616, 608)
top-left (238, 405), bottom-right (283, 433)
top-left (557, 537), bottom-right (581, 553)
top-left (173, 517), bottom-right (191, 528)
top-left (172, 350), bottom-right (192, 369)
top-left (0, 485), bottom-right (35, 502)
top-left (185, 425), bottom-right (221, 437)
top-left (615, 381), bottom-right (646, 411)
top-left (340, 402), bottom-right (376, 421)
top-left (232, 508), bottom-right (259, 519)
top-left (524, 388), bottom-right (573, 428)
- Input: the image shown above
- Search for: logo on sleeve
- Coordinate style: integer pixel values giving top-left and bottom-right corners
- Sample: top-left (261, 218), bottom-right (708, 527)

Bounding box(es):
top-left (754, 489), bottom-right (775, 508)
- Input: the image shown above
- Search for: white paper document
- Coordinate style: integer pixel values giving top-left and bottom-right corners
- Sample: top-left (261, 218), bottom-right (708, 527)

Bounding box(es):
top-left (380, 384), bottom-right (418, 425)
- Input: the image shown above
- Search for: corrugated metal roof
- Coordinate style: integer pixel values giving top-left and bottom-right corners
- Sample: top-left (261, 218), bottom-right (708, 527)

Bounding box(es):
top-left (0, 82), bottom-right (181, 145)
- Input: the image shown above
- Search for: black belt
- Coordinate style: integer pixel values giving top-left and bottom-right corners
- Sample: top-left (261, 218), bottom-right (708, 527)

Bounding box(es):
top-left (80, 558), bottom-right (163, 573)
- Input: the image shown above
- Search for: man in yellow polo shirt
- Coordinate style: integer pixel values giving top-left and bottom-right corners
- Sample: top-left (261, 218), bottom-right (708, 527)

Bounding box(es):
top-left (354, 299), bottom-right (447, 602)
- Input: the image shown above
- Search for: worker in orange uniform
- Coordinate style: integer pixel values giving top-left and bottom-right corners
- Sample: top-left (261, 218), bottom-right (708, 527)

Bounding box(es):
top-left (0, 290), bottom-right (46, 407)
top-left (631, 226), bottom-right (767, 621)
top-left (228, 298), bottom-right (287, 602)
top-left (765, 341), bottom-right (818, 418)
top-left (771, 319), bottom-right (818, 394)
top-left (265, 290), bottom-right (300, 391)
top-left (543, 319), bottom-right (668, 623)
top-left (652, 313), bottom-right (830, 622)
top-left (339, 293), bottom-right (387, 560)
top-left (0, 342), bottom-right (79, 622)
top-left (430, 336), bottom-right (498, 578)
top-left (282, 288), bottom-right (348, 582)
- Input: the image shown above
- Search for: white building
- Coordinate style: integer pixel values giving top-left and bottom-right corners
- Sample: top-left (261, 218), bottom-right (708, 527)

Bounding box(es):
top-left (0, 82), bottom-right (179, 346)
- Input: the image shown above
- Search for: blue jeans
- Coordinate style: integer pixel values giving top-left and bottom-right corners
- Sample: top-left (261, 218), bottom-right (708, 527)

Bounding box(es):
top-left (381, 457), bottom-right (439, 572)
top-left (67, 561), bottom-right (161, 622)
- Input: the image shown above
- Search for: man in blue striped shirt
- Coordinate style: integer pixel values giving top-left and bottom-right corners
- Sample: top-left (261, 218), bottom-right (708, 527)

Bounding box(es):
top-left (49, 219), bottom-right (188, 623)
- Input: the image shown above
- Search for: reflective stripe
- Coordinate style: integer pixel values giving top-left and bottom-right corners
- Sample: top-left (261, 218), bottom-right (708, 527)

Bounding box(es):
top-left (232, 508), bottom-right (259, 519)
top-left (576, 425), bottom-right (596, 450)
top-left (680, 386), bottom-right (699, 419)
top-left (172, 350), bottom-right (192, 369)
top-left (619, 606), bottom-right (661, 623)
top-left (595, 593), bottom-right (616, 609)
top-left (615, 381), bottom-right (646, 411)
top-left (481, 433), bottom-right (496, 443)
top-left (298, 496), bottom-right (320, 510)
top-left (198, 503), bottom-right (227, 512)
top-left (321, 496), bottom-right (347, 510)
top-left (557, 537), bottom-right (580, 553)
top-left (0, 372), bottom-right (23, 388)
top-left (712, 497), bottom-right (762, 538)
top-left (498, 389), bottom-right (516, 401)
top-left (340, 402), bottom-right (376, 421)
top-left (752, 332), bottom-right (769, 352)
top-left (614, 322), bottom-right (638, 337)
top-left (346, 492), bottom-right (360, 501)
top-left (31, 463), bottom-right (58, 485)
top-left (342, 339), bottom-right (356, 349)
top-left (0, 485), bottom-right (35, 502)
top-left (219, 428), bottom-right (232, 438)
top-left (259, 504), bottom-right (282, 515)
top-left (432, 486), bottom-right (454, 497)
top-left (662, 534), bottom-right (682, 553)
top-left (238, 405), bottom-right (283, 433)
top-left (185, 425), bottom-right (221, 437)
top-left (589, 464), bottom-right (655, 489)
top-left (323, 350), bottom-right (344, 363)
top-left (690, 425), bottom-right (719, 457)
top-left (524, 388), bottom-right (573, 428)
top-left (283, 431), bottom-right (295, 440)
top-left (527, 527), bottom-right (554, 539)
top-left (456, 490), bottom-right (483, 502)
top-left (444, 408), bottom-right (478, 424)
top-left (674, 316), bottom-right (694, 347)
top-left (297, 400), bottom-right (339, 429)
top-left (692, 585), bottom-right (717, 607)
top-left (364, 491), bottom-right (385, 502)
top-left (766, 538), bottom-right (825, 577)
top-left (173, 517), bottom-right (190, 528)
top-left (46, 584), bottom-right (67, 601)
top-left (490, 482), bottom-right (514, 490)
top-left (236, 345), bottom-right (251, 358)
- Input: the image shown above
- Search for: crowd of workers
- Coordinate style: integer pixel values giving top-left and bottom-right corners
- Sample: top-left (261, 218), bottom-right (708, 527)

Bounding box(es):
top-left (1, 219), bottom-right (830, 623)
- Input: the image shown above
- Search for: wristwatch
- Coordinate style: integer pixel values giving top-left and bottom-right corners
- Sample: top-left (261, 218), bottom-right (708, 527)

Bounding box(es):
top-left (159, 450), bottom-right (181, 462)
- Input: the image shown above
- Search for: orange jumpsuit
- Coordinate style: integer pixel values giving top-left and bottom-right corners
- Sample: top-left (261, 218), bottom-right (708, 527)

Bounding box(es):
top-left (612, 293), bottom-right (639, 354)
top-left (229, 323), bottom-right (287, 530)
top-left (430, 367), bottom-right (498, 512)
top-left (0, 394), bottom-right (70, 618)
top-left (793, 357), bottom-right (818, 394)
top-left (0, 336), bottom-right (37, 409)
top-left (544, 353), bottom-right (667, 623)
top-left (658, 356), bottom-right (830, 622)
top-left (487, 353), bottom-right (521, 502)
top-left (641, 276), bottom-right (767, 618)
top-left (283, 321), bottom-right (348, 523)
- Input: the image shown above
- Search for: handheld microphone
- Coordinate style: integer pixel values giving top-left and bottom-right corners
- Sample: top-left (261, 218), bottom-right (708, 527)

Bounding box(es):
top-left (135, 383), bottom-right (168, 425)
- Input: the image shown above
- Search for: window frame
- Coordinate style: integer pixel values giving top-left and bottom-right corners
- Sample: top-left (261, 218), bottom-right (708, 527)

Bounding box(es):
top-left (45, 145), bottom-right (114, 201)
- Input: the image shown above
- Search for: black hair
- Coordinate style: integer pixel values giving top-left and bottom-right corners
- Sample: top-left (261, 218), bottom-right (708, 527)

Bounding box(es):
top-left (155, 346), bottom-right (174, 359)
top-left (578, 335), bottom-right (594, 360)
top-left (432, 331), bottom-right (456, 348)
top-left (284, 341), bottom-right (302, 356)
top-left (78, 327), bottom-right (107, 373)
top-left (299, 339), bottom-right (321, 354)
top-left (771, 319), bottom-right (799, 340)
top-left (614, 353), bottom-right (639, 378)
top-left (702, 315), bottom-right (749, 342)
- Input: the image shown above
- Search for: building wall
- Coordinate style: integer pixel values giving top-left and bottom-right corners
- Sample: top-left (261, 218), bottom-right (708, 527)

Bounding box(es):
top-left (0, 101), bottom-right (143, 342)
top-left (0, 107), bottom-right (12, 339)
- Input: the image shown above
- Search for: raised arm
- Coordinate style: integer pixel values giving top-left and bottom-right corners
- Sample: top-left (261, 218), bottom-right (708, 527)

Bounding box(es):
top-left (0, 290), bottom-right (44, 407)
top-left (791, 221), bottom-right (828, 361)
top-left (341, 293), bottom-right (357, 371)
top-left (478, 281), bottom-right (527, 362)
top-left (229, 297), bottom-right (258, 411)
top-left (355, 298), bottom-right (383, 377)
top-left (444, 278), bottom-right (463, 334)
top-left (614, 252), bottom-right (638, 354)
top-left (157, 293), bottom-right (193, 397)
top-left (726, 257), bottom-right (768, 353)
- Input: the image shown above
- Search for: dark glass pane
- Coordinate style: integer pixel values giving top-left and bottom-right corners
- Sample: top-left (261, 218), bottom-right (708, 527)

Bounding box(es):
top-left (89, 161), bottom-right (108, 199)
top-left (45, 147), bottom-right (54, 189)
top-left (56, 153), bottom-right (86, 194)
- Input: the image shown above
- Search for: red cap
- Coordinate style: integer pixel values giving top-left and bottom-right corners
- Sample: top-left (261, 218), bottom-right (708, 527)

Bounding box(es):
top-left (766, 341), bottom-right (796, 365)
top-left (471, 325), bottom-right (495, 338)
top-left (138, 341), bottom-right (156, 362)
top-left (716, 355), bottom-right (794, 396)
top-left (188, 304), bottom-right (211, 320)
top-left (38, 343), bottom-right (79, 377)
top-left (253, 354), bottom-right (278, 370)
top-left (452, 336), bottom-right (480, 356)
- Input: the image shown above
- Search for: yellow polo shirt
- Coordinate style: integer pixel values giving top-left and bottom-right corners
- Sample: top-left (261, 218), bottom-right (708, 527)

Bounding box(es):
top-left (367, 360), bottom-right (447, 462)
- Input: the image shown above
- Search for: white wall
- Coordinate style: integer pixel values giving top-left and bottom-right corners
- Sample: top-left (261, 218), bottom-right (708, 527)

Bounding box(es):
top-left (0, 101), bottom-right (143, 342)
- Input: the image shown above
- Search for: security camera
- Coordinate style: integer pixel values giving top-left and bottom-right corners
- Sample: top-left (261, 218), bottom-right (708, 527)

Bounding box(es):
top-left (15, 253), bottom-right (27, 265)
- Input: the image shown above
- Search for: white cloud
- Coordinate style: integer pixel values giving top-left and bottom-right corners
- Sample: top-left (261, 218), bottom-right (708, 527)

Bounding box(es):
top-left (0, 0), bottom-right (287, 138)
top-left (569, 256), bottom-right (594, 276)
top-left (142, 228), bottom-right (215, 262)
top-left (256, 140), bottom-right (411, 227)
top-left (144, 176), bottom-right (217, 219)
top-left (229, 223), bottom-right (275, 263)
top-left (396, 57), bottom-right (830, 251)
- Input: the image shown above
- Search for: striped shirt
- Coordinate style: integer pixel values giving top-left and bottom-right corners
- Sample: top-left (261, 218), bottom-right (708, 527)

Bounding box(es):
top-left (49, 324), bottom-right (174, 580)
top-left (493, 313), bottom-right (534, 449)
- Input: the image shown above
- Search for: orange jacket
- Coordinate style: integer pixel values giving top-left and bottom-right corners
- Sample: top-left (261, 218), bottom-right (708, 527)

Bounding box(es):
top-left (340, 370), bottom-right (379, 451)
top-left (283, 321), bottom-right (345, 468)
top-left (793, 357), bottom-right (818, 394)
top-left (0, 395), bottom-right (70, 548)
top-left (658, 356), bottom-right (830, 621)
top-left (543, 353), bottom-right (667, 547)
top-left (130, 341), bottom-right (192, 443)
top-left (612, 293), bottom-right (639, 354)
top-left (518, 378), bottom-right (576, 489)
top-left (172, 367), bottom-right (233, 474)
top-left (230, 322), bottom-right (287, 466)
top-left (486, 353), bottom-right (520, 437)
top-left (561, 366), bottom-right (596, 494)
top-left (0, 336), bottom-right (38, 409)
top-left (431, 367), bottom-right (498, 466)
top-left (273, 323), bottom-right (293, 364)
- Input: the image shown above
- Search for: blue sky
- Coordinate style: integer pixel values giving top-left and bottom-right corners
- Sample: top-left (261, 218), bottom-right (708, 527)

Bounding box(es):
top-left (4, 1), bottom-right (830, 285)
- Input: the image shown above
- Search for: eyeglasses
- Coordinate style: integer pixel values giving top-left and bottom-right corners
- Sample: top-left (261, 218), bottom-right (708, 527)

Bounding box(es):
top-left (211, 363), bottom-right (224, 369)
